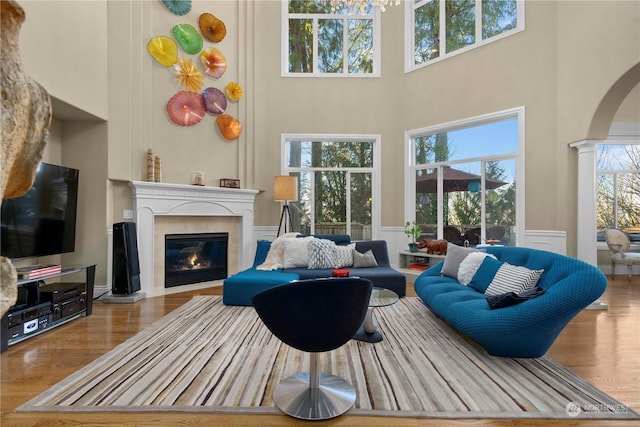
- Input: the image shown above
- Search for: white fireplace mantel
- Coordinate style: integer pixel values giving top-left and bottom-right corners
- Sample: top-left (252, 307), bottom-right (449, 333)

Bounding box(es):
top-left (130, 181), bottom-right (259, 296)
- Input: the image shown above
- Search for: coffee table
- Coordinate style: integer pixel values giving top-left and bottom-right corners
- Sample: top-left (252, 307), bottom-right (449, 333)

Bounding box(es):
top-left (353, 287), bottom-right (399, 343)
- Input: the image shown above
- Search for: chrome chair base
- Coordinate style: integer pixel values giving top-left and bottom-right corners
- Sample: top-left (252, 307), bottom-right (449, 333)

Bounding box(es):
top-left (273, 372), bottom-right (357, 420)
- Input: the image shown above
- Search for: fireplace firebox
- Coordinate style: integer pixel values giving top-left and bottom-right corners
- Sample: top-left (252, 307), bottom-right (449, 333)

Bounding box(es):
top-left (164, 232), bottom-right (228, 288)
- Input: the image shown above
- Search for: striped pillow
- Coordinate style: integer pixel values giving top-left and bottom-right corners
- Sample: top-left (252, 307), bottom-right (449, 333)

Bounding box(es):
top-left (468, 256), bottom-right (544, 295)
top-left (484, 263), bottom-right (544, 296)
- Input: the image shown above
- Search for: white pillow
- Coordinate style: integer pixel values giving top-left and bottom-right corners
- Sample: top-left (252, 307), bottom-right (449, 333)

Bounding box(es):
top-left (458, 252), bottom-right (496, 285)
top-left (334, 243), bottom-right (355, 268)
top-left (308, 239), bottom-right (337, 269)
top-left (441, 244), bottom-right (483, 279)
top-left (283, 236), bottom-right (314, 269)
top-left (256, 232), bottom-right (299, 270)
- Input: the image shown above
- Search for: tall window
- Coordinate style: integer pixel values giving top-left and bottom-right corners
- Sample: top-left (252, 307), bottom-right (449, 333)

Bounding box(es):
top-left (283, 135), bottom-right (381, 239)
top-left (406, 110), bottom-right (523, 246)
top-left (283, 0), bottom-right (381, 77)
top-left (597, 144), bottom-right (640, 243)
top-left (407, 0), bottom-right (524, 71)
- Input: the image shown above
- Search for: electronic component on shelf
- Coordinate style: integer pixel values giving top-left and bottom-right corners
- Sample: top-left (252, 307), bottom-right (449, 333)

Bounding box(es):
top-left (0, 265), bottom-right (96, 353)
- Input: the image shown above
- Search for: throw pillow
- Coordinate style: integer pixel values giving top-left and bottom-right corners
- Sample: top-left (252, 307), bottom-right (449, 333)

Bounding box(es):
top-left (353, 249), bottom-right (378, 268)
top-left (485, 263), bottom-right (544, 296)
top-left (334, 243), bottom-right (355, 268)
top-left (256, 232), bottom-right (300, 270)
top-left (282, 236), bottom-right (314, 269)
top-left (467, 256), bottom-right (502, 292)
top-left (486, 287), bottom-right (546, 310)
top-left (458, 252), bottom-right (496, 285)
top-left (440, 244), bottom-right (484, 280)
top-left (307, 238), bottom-right (337, 269)
top-left (467, 256), bottom-right (544, 295)
top-left (253, 240), bottom-right (272, 267)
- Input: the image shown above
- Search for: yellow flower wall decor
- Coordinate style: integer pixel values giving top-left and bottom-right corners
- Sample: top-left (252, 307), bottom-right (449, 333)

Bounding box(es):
top-left (147, 36), bottom-right (178, 66)
top-left (154, 8), bottom-right (244, 137)
top-left (174, 57), bottom-right (204, 92)
top-left (225, 82), bottom-right (243, 101)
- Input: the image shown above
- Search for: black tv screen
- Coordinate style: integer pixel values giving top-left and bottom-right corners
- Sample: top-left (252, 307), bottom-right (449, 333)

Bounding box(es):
top-left (1, 162), bottom-right (79, 259)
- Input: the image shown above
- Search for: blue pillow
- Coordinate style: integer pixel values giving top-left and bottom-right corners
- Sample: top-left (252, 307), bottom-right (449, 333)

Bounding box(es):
top-left (298, 234), bottom-right (351, 245)
top-left (253, 240), bottom-right (272, 267)
top-left (468, 256), bottom-right (544, 296)
top-left (468, 256), bottom-right (503, 293)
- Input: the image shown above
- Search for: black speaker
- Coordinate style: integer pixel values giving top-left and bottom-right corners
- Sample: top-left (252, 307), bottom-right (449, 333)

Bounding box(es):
top-left (112, 222), bottom-right (141, 295)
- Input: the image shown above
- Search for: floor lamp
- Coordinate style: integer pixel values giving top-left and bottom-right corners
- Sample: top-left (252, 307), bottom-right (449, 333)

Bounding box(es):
top-left (274, 175), bottom-right (297, 237)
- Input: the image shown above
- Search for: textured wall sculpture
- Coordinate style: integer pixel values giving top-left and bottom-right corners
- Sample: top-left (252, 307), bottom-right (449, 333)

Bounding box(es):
top-left (1, 0), bottom-right (52, 317)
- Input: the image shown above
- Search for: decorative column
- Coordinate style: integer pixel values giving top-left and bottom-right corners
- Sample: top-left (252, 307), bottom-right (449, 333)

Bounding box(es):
top-left (570, 140), bottom-right (607, 309)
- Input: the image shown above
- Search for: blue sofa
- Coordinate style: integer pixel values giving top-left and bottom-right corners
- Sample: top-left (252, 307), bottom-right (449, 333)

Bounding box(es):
top-left (223, 237), bottom-right (406, 306)
top-left (414, 246), bottom-right (607, 358)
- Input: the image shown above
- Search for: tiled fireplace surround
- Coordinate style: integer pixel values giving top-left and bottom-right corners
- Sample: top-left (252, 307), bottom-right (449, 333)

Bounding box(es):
top-left (130, 181), bottom-right (259, 297)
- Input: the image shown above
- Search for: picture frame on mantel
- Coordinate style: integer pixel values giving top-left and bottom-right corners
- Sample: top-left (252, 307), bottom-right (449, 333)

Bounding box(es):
top-left (220, 179), bottom-right (240, 188)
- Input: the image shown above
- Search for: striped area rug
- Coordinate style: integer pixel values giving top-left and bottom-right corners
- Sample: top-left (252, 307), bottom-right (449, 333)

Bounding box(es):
top-left (18, 296), bottom-right (638, 419)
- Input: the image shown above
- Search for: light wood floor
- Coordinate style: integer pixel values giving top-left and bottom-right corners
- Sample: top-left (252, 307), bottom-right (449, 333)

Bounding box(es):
top-left (1, 277), bottom-right (639, 427)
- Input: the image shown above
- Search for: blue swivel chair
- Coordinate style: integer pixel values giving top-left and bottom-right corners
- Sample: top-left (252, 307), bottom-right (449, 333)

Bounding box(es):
top-left (252, 277), bottom-right (373, 420)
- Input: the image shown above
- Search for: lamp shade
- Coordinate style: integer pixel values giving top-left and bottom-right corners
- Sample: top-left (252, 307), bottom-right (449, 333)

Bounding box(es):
top-left (274, 176), bottom-right (298, 201)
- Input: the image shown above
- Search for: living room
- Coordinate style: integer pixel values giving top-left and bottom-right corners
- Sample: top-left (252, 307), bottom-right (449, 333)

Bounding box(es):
top-left (1, 0), bottom-right (639, 425)
top-left (4, 0), bottom-right (636, 291)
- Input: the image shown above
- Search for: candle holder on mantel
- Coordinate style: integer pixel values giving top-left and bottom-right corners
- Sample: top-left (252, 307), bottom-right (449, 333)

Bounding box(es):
top-left (192, 170), bottom-right (204, 186)
top-left (146, 149), bottom-right (154, 182)
top-left (154, 156), bottom-right (162, 183)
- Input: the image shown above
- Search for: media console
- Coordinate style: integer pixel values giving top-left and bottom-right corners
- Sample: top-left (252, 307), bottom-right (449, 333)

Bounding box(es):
top-left (0, 264), bottom-right (96, 352)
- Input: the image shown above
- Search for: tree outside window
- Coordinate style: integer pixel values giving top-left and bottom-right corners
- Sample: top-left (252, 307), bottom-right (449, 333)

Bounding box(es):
top-left (285, 0), bottom-right (379, 76)
top-left (597, 144), bottom-right (640, 242)
top-left (411, 116), bottom-right (519, 245)
top-left (285, 137), bottom-right (378, 240)
top-left (411, 0), bottom-right (521, 70)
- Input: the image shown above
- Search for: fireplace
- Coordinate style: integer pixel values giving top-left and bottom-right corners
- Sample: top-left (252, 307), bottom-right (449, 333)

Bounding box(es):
top-left (130, 181), bottom-right (258, 297)
top-left (165, 233), bottom-right (228, 288)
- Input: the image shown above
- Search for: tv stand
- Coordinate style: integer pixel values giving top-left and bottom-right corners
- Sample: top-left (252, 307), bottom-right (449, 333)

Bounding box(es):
top-left (0, 264), bottom-right (95, 352)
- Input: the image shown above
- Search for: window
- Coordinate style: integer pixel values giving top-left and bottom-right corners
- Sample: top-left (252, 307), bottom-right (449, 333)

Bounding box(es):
top-left (283, 135), bottom-right (381, 239)
top-left (597, 144), bottom-right (640, 243)
top-left (283, 0), bottom-right (381, 77)
top-left (405, 109), bottom-right (524, 246)
top-left (407, 0), bottom-right (524, 71)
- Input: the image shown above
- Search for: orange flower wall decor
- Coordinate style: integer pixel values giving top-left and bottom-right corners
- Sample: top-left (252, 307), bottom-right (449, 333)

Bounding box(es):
top-left (216, 114), bottom-right (242, 140)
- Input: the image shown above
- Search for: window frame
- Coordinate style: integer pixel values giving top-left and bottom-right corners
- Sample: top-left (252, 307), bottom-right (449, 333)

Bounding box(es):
top-left (405, 0), bottom-right (525, 73)
top-left (282, 0), bottom-right (382, 77)
top-left (404, 107), bottom-right (525, 245)
top-left (281, 133), bottom-right (381, 239)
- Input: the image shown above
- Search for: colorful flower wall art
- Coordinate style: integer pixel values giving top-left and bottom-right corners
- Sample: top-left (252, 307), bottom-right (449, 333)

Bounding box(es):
top-left (147, 1), bottom-right (243, 140)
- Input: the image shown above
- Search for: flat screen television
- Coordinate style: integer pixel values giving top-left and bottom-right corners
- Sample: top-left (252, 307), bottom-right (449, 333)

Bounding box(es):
top-left (1, 162), bottom-right (79, 260)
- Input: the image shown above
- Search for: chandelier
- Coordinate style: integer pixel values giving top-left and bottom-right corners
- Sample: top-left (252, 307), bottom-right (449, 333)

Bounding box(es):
top-left (329, 0), bottom-right (401, 14)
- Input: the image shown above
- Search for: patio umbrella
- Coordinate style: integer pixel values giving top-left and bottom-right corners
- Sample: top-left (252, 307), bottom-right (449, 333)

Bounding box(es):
top-left (416, 167), bottom-right (507, 193)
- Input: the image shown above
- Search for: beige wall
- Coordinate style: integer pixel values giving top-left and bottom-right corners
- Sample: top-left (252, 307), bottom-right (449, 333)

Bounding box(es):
top-left (16, 0), bottom-right (109, 282)
top-left (614, 83), bottom-right (640, 122)
top-left (12, 0), bottom-right (640, 284)
top-left (250, 1), bottom-right (640, 256)
top-left (18, 0), bottom-right (108, 120)
top-left (107, 0), bottom-right (244, 184)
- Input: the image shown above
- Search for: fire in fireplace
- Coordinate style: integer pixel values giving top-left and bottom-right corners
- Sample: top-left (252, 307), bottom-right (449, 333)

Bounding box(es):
top-left (165, 232), bottom-right (228, 288)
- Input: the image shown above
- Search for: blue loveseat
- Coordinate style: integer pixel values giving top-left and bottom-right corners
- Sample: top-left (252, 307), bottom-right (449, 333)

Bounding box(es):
top-left (223, 236), bottom-right (406, 306)
top-left (414, 246), bottom-right (607, 358)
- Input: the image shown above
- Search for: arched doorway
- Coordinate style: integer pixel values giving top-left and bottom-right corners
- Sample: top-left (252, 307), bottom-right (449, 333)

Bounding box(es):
top-left (572, 63), bottom-right (640, 290)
